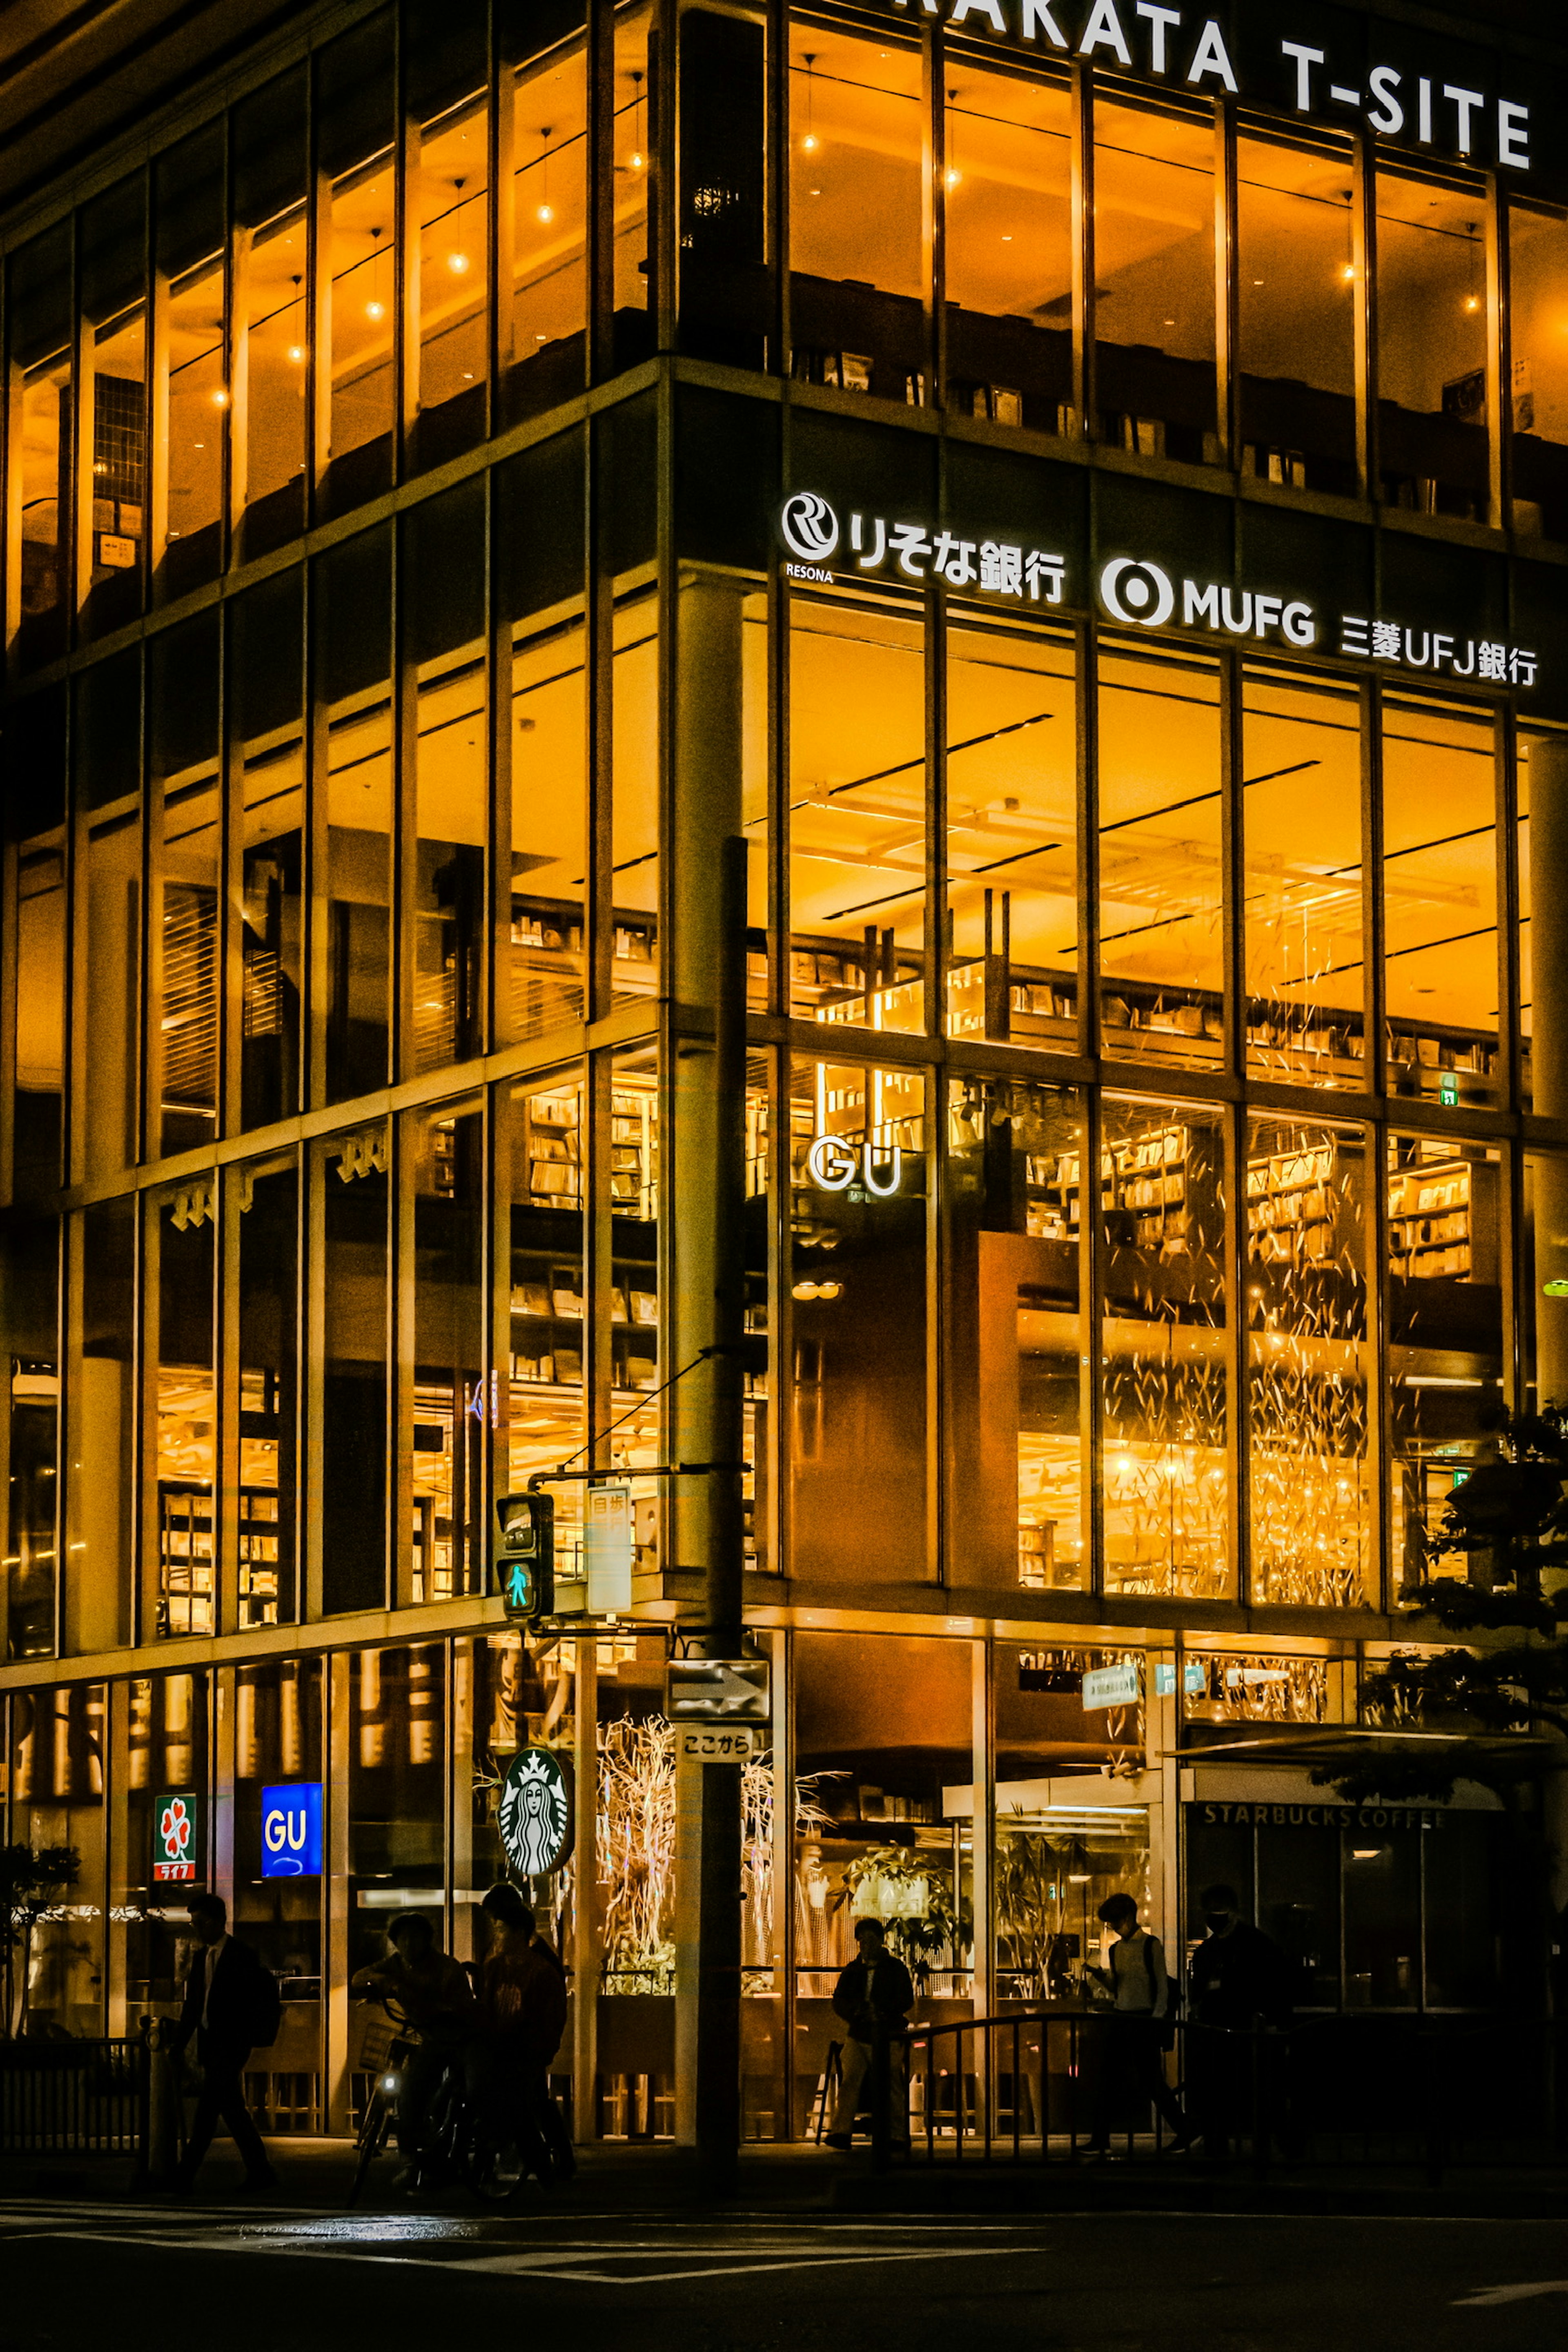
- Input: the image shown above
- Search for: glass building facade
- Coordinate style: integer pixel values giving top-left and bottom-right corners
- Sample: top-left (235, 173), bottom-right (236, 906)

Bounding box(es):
top-left (2, 0), bottom-right (1564, 2131)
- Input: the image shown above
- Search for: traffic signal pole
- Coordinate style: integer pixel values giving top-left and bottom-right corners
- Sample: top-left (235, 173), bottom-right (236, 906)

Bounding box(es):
top-left (669, 570), bottom-right (748, 2190)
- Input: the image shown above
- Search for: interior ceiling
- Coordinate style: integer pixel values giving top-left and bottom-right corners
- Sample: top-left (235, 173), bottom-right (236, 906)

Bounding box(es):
top-left (0, 0), bottom-right (296, 217)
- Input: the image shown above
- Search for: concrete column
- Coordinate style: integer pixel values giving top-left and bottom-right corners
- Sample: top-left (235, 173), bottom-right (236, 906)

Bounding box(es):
top-left (1530, 737), bottom-right (1568, 1409)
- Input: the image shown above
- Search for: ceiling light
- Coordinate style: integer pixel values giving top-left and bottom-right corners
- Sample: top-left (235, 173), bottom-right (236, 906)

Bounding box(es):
top-left (365, 299), bottom-right (386, 321)
top-left (447, 251), bottom-right (470, 274)
top-left (211, 388), bottom-right (229, 406)
top-left (287, 344), bottom-right (305, 363)
top-left (945, 167), bottom-right (962, 189)
top-left (629, 149), bottom-right (644, 171)
top-left (802, 132), bottom-right (818, 153)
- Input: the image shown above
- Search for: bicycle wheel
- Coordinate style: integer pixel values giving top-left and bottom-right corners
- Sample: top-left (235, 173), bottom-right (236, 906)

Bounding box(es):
top-left (347, 2086), bottom-right (390, 2210)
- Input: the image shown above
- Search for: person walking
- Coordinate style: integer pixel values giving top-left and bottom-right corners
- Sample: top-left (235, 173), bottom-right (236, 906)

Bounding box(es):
top-left (824, 1918), bottom-right (913, 2153)
top-left (476, 1882), bottom-right (574, 2188)
top-left (1187, 1881), bottom-right (1295, 2163)
top-left (1085, 1893), bottom-right (1192, 2157)
top-left (170, 1893), bottom-right (279, 2194)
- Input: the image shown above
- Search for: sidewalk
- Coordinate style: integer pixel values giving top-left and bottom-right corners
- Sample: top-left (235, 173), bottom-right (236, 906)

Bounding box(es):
top-left (2, 2135), bottom-right (1563, 2219)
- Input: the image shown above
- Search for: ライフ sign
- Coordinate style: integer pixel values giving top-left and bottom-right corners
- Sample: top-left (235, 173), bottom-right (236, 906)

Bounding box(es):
top-left (666, 1657), bottom-right (771, 1725)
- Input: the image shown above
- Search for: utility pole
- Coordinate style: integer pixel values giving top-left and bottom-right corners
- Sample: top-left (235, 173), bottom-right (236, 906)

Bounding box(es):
top-left (669, 571), bottom-right (748, 2191)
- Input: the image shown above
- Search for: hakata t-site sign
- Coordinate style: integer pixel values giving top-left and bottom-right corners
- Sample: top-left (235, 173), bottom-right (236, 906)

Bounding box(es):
top-left (497, 1747), bottom-right (575, 1878)
top-left (152, 1790), bottom-right (201, 1884)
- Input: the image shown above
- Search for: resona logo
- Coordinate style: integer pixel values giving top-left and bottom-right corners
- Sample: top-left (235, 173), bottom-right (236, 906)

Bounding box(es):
top-left (1099, 557), bottom-right (1175, 627)
top-left (780, 491), bottom-right (839, 563)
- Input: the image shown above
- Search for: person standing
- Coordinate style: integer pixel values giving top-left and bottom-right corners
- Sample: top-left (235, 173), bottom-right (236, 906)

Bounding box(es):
top-left (170, 1893), bottom-right (278, 2195)
top-left (351, 1910), bottom-right (477, 2187)
top-left (477, 1882), bottom-right (574, 2187)
top-left (1187, 1881), bottom-right (1295, 2163)
top-left (1085, 1893), bottom-right (1192, 2156)
top-left (824, 1918), bottom-right (914, 2153)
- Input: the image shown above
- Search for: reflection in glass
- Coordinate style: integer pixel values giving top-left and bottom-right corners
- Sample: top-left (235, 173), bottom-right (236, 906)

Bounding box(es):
top-left (1388, 1131), bottom-right (1504, 1592)
top-left (944, 67), bottom-right (1071, 430)
top-left (1243, 667), bottom-right (1363, 1085)
top-left (1236, 134), bottom-right (1356, 494)
top-left (7, 1686), bottom-right (106, 2036)
top-left (320, 1127), bottom-right (390, 1616)
top-left (509, 1073), bottom-right (586, 1580)
top-left (789, 1057), bottom-right (927, 1581)
top-left (322, 530), bottom-right (393, 1102)
top-left (612, 5), bottom-right (653, 359)
top-left (793, 1631), bottom-right (972, 2129)
top-left (612, 592), bottom-right (660, 1009)
top-left (10, 690), bottom-right (67, 1197)
top-left (410, 1102), bottom-right (485, 1603)
top-left (80, 178), bottom-right (148, 639)
top-left (233, 574), bottom-right (305, 1127)
top-left (1508, 205), bottom-right (1568, 539)
top-left (10, 224), bottom-right (71, 666)
top-left (1376, 170), bottom-right (1489, 520)
top-left (512, 615), bottom-right (585, 1040)
top-left (157, 127), bottom-right (227, 599)
top-left (408, 485), bottom-right (486, 1076)
top-left (239, 201), bottom-right (308, 553)
top-left (788, 28), bottom-right (923, 399)
top-left (153, 1184), bottom-right (216, 1638)
top-left (1095, 100), bottom-right (1216, 463)
top-left (789, 589), bottom-right (925, 1034)
top-left (1246, 1117), bottom-right (1370, 1605)
top-left (1098, 644), bottom-right (1223, 1066)
top-left (948, 1077), bottom-right (1086, 1590)
top-left (237, 1158), bottom-right (298, 1626)
top-left (149, 615), bottom-right (221, 1158)
top-left (946, 617), bottom-right (1076, 1047)
top-left (349, 1646), bottom-right (447, 2000)
top-left (237, 1657), bottom-right (323, 2129)
top-left (67, 1200), bottom-right (133, 1656)
top-left (123, 1672), bottom-right (209, 2020)
top-left (512, 20), bottom-right (587, 413)
top-left (1101, 1096), bottom-right (1228, 1598)
top-left (1382, 695), bottom-right (1498, 1105)
top-left (418, 93), bottom-right (489, 464)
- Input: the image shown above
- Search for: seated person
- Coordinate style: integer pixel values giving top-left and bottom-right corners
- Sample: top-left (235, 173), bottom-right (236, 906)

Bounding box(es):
top-left (352, 1910), bottom-right (476, 2184)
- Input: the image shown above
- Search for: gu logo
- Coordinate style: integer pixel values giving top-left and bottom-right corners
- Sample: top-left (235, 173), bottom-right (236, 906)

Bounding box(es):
top-left (497, 1748), bottom-right (575, 1878)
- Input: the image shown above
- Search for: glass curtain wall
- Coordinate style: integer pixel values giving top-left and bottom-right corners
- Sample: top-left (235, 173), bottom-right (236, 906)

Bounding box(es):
top-left (318, 14), bottom-right (397, 517)
top-left (122, 1670), bottom-right (209, 2027)
top-left (511, 7), bottom-right (589, 420)
top-left (406, 482), bottom-right (486, 1078)
top-left (232, 570), bottom-right (305, 1129)
top-left (233, 68), bottom-right (310, 560)
top-left (1376, 169), bottom-right (1490, 520)
top-left (65, 1198), bottom-right (134, 1657)
top-left (321, 526), bottom-right (394, 1104)
top-left (947, 1074), bottom-right (1087, 1592)
top-left (147, 613), bottom-right (221, 1160)
top-left (318, 1125), bottom-right (391, 1616)
top-left (1508, 202), bottom-right (1568, 540)
top-left (1381, 695), bottom-right (1499, 1105)
top-left (156, 125), bottom-right (227, 603)
top-left (9, 687), bottom-right (67, 1198)
top-left (407, 1099), bottom-right (486, 1604)
top-left (788, 587), bottom-right (926, 1033)
top-left (1094, 98), bottom-right (1216, 463)
top-left (237, 1657), bottom-right (325, 2132)
top-left (79, 177), bottom-right (147, 642)
top-left (148, 1181), bottom-right (218, 1639)
top-left (236, 1155), bottom-right (300, 1626)
top-left (1236, 132), bottom-right (1356, 494)
top-left (9, 223), bottom-right (72, 669)
top-left (1100, 1095), bottom-right (1229, 1599)
top-left (944, 64), bottom-right (1071, 432)
top-left (71, 652), bottom-right (141, 1187)
top-left (6, 1684), bottom-right (107, 2036)
top-left (788, 24), bottom-right (924, 400)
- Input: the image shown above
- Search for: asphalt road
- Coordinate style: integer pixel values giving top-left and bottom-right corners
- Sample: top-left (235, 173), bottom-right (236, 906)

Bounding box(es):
top-left (2, 2196), bottom-right (1567, 2352)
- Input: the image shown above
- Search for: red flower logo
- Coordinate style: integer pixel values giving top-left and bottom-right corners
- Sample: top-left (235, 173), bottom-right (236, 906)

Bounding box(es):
top-left (160, 1797), bottom-right (191, 1860)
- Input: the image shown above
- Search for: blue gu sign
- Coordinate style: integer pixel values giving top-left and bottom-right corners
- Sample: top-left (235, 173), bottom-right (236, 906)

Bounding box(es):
top-left (261, 1782), bottom-right (323, 1879)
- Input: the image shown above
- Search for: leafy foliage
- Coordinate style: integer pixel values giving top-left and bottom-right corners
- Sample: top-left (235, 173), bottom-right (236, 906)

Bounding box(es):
top-left (1315, 1410), bottom-right (1568, 1804)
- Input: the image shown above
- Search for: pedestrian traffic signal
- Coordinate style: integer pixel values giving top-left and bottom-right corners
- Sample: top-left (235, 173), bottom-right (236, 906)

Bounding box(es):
top-left (496, 1491), bottom-right (554, 1621)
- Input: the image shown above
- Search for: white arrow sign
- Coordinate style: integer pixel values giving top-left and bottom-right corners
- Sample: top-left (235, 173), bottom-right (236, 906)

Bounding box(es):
top-left (666, 1658), bottom-right (770, 1723)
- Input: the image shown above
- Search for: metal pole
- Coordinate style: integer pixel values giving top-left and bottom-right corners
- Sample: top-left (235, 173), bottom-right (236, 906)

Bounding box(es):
top-left (694, 829), bottom-right (747, 2190)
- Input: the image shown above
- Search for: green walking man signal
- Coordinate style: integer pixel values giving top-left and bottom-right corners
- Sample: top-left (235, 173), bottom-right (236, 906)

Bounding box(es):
top-left (497, 1491), bottom-right (554, 1621)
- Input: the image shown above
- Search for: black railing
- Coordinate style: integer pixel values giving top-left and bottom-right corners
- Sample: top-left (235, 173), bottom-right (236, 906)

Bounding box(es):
top-left (0, 2036), bottom-right (149, 2161)
top-left (888, 2011), bottom-right (1566, 2183)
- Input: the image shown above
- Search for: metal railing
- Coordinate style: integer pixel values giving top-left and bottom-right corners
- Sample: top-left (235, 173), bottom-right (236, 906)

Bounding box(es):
top-left (0, 2035), bottom-right (150, 2161)
top-left (878, 2010), bottom-right (1566, 2183)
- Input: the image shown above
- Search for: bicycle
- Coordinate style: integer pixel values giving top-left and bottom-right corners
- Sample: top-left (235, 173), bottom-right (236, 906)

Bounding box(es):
top-left (347, 1991), bottom-right (531, 2209)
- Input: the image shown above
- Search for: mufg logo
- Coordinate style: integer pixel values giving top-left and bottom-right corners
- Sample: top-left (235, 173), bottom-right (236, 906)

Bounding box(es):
top-left (261, 1782), bottom-right (323, 1878)
top-left (780, 491), bottom-right (839, 579)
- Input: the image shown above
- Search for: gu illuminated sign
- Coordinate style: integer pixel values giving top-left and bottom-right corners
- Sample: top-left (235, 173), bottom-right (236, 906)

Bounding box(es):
top-left (807, 1135), bottom-right (903, 1196)
top-left (261, 1782), bottom-right (323, 1879)
top-left (863, 0), bottom-right (1535, 174)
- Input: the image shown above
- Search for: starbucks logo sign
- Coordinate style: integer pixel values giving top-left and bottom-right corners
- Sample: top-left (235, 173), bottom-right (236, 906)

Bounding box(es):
top-left (497, 1747), bottom-right (575, 1878)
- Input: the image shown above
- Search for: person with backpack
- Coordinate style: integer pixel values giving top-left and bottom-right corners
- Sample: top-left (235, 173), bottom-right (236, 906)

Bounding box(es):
top-left (1084, 1892), bottom-right (1193, 2157)
top-left (170, 1891), bottom-right (280, 2194)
